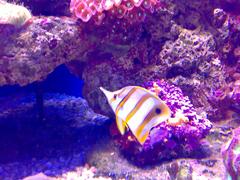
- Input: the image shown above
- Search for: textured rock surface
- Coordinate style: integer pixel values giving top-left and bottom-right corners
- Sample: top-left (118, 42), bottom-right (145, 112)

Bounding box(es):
top-left (0, 93), bottom-right (110, 179)
top-left (82, 25), bottom-right (227, 119)
top-left (222, 126), bottom-right (240, 180)
top-left (1, 107), bottom-right (239, 179)
top-left (0, 93), bottom-right (110, 128)
top-left (0, 90), bottom-right (239, 179)
top-left (1, 1), bottom-right (239, 120)
top-left (0, 0), bottom-right (239, 179)
top-left (0, 16), bottom-right (87, 86)
top-left (87, 112), bottom-right (240, 180)
top-left (79, 1), bottom-right (232, 120)
top-left (68, 1), bottom-right (238, 121)
top-left (103, 80), bottom-right (212, 165)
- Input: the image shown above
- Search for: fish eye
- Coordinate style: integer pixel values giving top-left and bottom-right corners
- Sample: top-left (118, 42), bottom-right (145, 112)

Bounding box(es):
top-left (113, 94), bottom-right (117, 99)
top-left (155, 108), bottom-right (161, 114)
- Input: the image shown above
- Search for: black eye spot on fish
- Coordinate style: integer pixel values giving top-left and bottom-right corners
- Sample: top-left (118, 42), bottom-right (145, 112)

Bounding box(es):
top-left (155, 108), bottom-right (162, 114)
top-left (113, 94), bottom-right (117, 99)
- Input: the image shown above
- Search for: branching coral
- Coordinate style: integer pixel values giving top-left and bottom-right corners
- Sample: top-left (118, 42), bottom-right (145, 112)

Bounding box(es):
top-left (69, 0), bottom-right (164, 24)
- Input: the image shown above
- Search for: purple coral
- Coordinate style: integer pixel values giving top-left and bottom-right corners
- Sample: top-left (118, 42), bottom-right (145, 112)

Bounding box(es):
top-left (110, 79), bottom-right (212, 165)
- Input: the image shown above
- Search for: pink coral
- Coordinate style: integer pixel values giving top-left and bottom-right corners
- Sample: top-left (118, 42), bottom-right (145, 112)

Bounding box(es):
top-left (70, 0), bottom-right (163, 24)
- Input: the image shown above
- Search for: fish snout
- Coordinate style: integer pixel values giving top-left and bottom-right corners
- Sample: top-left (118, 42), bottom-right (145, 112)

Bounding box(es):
top-left (99, 87), bottom-right (113, 101)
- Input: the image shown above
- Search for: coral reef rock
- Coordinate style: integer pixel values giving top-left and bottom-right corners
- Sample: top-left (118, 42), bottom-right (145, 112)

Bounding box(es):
top-left (0, 16), bottom-right (86, 86)
top-left (107, 80), bottom-right (212, 165)
top-left (0, 93), bottom-right (110, 128)
top-left (82, 25), bottom-right (227, 120)
top-left (0, 93), bottom-right (111, 179)
top-left (88, 122), bottom-right (233, 179)
top-left (0, 102), bottom-right (239, 179)
top-left (222, 126), bottom-right (240, 180)
top-left (1, 0), bottom-right (239, 121)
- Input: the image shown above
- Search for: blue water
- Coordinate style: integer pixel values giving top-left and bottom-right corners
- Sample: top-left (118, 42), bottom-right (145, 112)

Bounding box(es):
top-left (0, 64), bottom-right (84, 98)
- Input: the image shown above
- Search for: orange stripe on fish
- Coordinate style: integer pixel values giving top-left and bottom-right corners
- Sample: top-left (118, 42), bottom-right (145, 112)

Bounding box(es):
top-left (100, 85), bottom-right (171, 145)
top-left (135, 106), bottom-right (158, 142)
top-left (125, 94), bottom-right (150, 124)
top-left (139, 131), bottom-right (149, 145)
top-left (115, 87), bottom-right (136, 116)
top-left (114, 87), bottom-right (136, 134)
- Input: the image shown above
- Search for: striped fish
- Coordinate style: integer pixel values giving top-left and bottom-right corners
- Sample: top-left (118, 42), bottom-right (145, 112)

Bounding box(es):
top-left (100, 86), bottom-right (171, 145)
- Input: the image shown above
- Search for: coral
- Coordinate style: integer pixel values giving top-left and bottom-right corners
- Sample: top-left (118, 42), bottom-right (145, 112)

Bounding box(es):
top-left (213, 78), bottom-right (240, 109)
top-left (233, 46), bottom-right (240, 57)
top-left (69, 0), bottom-right (164, 24)
top-left (0, 17), bottom-right (90, 86)
top-left (89, 119), bottom-right (234, 179)
top-left (222, 127), bottom-right (240, 180)
top-left (81, 25), bottom-right (227, 120)
top-left (90, 140), bottom-right (229, 179)
top-left (0, 0), bottom-right (240, 176)
top-left (160, 27), bottom-right (227, 120)
top-left (0, 0), bottom-right (238, 121)
top-left (110, 79), bottom-right (212, 165)
top-left (0, 93), bottom-right (110, 128)
top-left (212, 7), bottom-right (240, 114)
top-left (0, 92), bottom-right (111, 179)
top-left (0, 1), bottom-right (32, 27)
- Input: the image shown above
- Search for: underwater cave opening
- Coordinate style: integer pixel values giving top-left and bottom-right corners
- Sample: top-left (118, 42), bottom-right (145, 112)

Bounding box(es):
top-left (0, 64), bottom-right (84, 122)
top-left (0, 64), bottom-right (84, 98)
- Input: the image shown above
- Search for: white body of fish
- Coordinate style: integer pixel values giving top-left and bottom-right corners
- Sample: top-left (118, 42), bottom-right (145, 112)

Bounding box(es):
top-left (100, 86), bottom-right (171, 145)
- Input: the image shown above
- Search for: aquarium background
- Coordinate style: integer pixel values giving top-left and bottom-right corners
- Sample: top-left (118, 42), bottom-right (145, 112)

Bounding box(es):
top-left (0, 0), bottom-right (240, 179)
